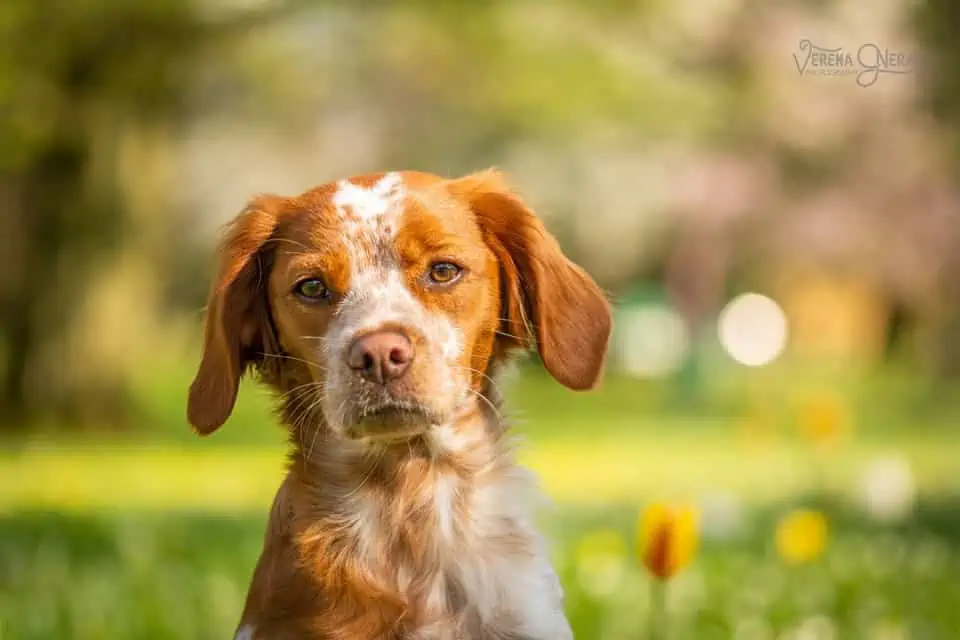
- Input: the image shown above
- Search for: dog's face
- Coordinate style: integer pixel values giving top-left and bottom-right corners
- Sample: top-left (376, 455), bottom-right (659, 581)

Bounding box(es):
top-left (187, 170), bottom-right (611, 442)
top-left (267, 172), bottom-right (502, 440)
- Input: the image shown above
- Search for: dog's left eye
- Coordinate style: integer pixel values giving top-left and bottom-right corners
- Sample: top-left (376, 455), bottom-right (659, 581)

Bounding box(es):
top-left (294, 278), bottom-right (331, 302)
top-left (428, 262), bottom-right (462, 285)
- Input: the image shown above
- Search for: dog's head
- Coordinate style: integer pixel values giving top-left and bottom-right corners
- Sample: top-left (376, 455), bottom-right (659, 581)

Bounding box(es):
top-left (187, 170), bottom-right (611, 442)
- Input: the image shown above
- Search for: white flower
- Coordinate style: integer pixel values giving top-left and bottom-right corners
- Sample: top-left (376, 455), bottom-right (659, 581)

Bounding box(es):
top-left (860, 455), bottom-right (916, 523)
top-left (699, 491), bottom-right (745, 541)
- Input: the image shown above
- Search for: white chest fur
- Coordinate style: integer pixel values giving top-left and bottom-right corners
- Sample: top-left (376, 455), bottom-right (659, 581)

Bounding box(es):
top-left (352, 460), bottom-right (573, 640)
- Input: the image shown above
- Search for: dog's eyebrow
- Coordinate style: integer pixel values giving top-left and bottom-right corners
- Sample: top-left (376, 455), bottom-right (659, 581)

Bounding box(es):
top-left (415, 239), bottom-right (468, 255)
top-left (395, 217), bottom-right (474, 256)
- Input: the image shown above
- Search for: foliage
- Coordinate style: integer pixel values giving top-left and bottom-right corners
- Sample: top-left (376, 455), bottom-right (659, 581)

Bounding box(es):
top-left (2, 0), bottom-right (960, 430)
top-left (0, 0), bottom-right (309, 429)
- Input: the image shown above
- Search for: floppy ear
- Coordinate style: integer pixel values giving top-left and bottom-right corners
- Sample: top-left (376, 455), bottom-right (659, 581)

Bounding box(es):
top-left (187, 197), bottom-right (282, 434)
top-left (449, 169), bottom-right (612, 390)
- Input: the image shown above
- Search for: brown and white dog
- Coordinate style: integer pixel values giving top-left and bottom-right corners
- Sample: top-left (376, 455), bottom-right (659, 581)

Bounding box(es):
top-left (187, 169), bottom-right (612, 639)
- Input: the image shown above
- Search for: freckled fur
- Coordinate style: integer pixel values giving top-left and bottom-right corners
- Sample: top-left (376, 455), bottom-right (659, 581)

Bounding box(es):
top-left (187, 169), bottom-right (612, 639)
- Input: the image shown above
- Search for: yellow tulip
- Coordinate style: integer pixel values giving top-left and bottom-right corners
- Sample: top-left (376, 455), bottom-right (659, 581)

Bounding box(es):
top-left (637, 503), bottom-right (699, 580)
top-left (775, 509), bottom-right (828, 565)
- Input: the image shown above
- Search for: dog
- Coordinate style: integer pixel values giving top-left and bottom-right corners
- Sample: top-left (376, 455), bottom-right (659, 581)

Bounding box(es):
top-left (187, 169), bottom-right (612, 639)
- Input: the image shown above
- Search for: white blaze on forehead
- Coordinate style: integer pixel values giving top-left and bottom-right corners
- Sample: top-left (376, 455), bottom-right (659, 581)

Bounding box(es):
top-left (321, 172), bottom-right (468, 432)
top-left (327, 172), bottom-right (461, 355)
top-left (332, 172), bottom-right (405, 271)
top-left (333, 173), bottom-right (404, 232)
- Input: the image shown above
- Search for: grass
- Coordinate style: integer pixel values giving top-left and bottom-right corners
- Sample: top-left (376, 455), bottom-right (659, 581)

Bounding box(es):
top-left (2, 363), bottom-right (960, 638)
top-left (3, 502), bottom-right (960, 639)
top-left (3, 431), bottom-right (960, 511)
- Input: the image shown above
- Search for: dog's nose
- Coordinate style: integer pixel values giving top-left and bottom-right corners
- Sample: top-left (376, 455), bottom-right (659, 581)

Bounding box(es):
top-left (347, 331), bottom-right (414, 384)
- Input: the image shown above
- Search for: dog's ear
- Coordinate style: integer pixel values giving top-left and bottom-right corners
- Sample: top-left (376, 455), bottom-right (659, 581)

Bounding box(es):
top-left (187, 196), bottom-right (282, 434)
top-left (449, 169), bottom-right (612, 390)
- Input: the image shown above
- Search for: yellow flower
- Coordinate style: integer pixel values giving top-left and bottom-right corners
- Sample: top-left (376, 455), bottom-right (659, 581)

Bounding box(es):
top-left (775, 509), bottom-right (828, 565)
top-left (797, 394), bottom-right (851, 447)
top-left (637, 503), bottom-right (699, 580)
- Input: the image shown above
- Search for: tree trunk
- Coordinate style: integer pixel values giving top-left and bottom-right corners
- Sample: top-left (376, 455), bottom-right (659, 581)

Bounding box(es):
top-left (0, 122), bottom-right (131, 430)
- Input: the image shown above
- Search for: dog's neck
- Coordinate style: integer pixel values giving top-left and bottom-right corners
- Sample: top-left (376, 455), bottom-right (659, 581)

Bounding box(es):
top-left (240, 369), bottom-right (558, 637)
top-left (274, 381), bottom-right (529, 631)
top-left (279, 378), bottom-right (516, 534)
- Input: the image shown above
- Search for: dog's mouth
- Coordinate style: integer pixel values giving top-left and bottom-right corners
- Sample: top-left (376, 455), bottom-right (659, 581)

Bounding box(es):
top-left (348, 402), bottom-right (441, 441)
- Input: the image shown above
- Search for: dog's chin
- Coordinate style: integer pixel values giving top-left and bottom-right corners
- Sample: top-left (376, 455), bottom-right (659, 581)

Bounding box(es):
top-left (346, 404), bottom-right (441, 442)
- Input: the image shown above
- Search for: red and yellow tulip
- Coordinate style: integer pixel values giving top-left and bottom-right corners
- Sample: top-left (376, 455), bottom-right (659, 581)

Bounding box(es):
top-left (637, 502), bottom-right (699, 580)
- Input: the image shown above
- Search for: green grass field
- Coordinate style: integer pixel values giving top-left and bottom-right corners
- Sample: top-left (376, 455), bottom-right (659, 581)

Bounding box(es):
top-left (4, 502), bottom-right (960, 639)
top-left (2, 364), bottom-right (960, 639)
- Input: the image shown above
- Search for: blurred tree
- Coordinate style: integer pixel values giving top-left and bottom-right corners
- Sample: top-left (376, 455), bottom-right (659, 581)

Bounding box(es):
top-left (5, 0), bottom-right (956, 434)
top-left (914, 0), bottom-right (960, 378)
top-left (0, 0), bottom-right (308, 429)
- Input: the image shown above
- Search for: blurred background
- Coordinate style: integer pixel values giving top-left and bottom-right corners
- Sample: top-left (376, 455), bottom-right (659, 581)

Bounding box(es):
top-left (2, 0), bottom-right (960, 638)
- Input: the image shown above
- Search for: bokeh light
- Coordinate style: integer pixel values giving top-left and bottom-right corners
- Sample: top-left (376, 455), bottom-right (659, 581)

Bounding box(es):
top-left (775, 510), bottom-right (829, 566)
top-left (699, 492), bottom-right (745, 541)
top-left (860, 456), bottom-right (917, 523)
top-left (718, 294), bottom-right (789, 367)
top-left (616, 306), bottom-right (690, 377)
top-left (797, 394), bottom-right (853, 448)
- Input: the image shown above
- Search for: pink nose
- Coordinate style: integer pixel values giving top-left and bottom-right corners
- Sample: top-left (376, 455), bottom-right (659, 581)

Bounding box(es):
top-left (346, 331), bottom-right (414, 384)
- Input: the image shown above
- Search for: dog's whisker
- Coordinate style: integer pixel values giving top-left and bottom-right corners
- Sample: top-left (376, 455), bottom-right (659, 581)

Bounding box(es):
top-left (465, 387), bottom-right (503, 423)
top-left (281, 387), bottom-right (324, 425)
top-left (280, 380), bottom-right (327, 403)
top-left (265, 237), bottom-right (313, 252)
top-left (259, 352), bottom-right (325, 370)
top-left (281, 379), bottom-right (324, 396)
top-left (287, 397), bottom-right (318, 448)
top-left (494, 316), bottom-right (533, 335)
top-left (282, 382), bottom-right (327, 444)
top-left (451, 365), bottom-right (503, 397)
top-left (291, 393), bottom-right (322, 419)
top-left (341, 446), bottom-right (385, 500)
top-left (285, 389), bottom-right (325, 416)
top-left (303, 393), bottom-right (329, 461)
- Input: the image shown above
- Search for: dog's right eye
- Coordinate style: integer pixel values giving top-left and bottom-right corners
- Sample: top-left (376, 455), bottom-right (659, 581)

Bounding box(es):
top-left (294, 278), bottom-right (331, 302)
